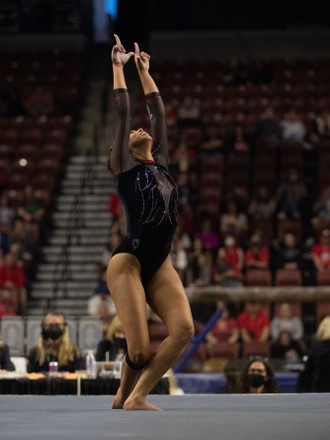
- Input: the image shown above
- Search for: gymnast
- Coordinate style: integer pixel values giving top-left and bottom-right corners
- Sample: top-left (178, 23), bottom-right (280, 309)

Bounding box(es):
top-left (106, 34), bottom-right (194, 410)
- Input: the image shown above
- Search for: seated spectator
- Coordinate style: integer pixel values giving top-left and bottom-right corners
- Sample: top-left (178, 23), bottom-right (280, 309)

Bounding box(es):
top-left (227, 125), bottom-right (249, 153)
top-left (271, 302), bottom-right (304, 342)
top-left (237, 358), bottom-right (280, 394)
top-left (177, 95), bottom-right (202, 128)
top-left (171, 140), bottom-right (196, 174)
top-left (299, 316), bottom-right (330, 392)
top-left (186, 251), bottom-right (212, 288)
top-left (270, 330), bottom-right (304, 363)
top-left (311, 186), bottom-right (330, 233)
top-left (255, 107), bottom-right (282, 143)
top-left (87, 270), bottom-right (117, 319)
top-left (280, 110), bottom-right (306, 142)
top-left (276, 168), bottom-right (307, 220)
top-left (213, 247), bottom-right (244, 288)
top-left (27, 312), bottom-right (80, 373)
top-left (95, 315), bottom-right (127, 362)
top-left (220, 199), bottom-right (249, 240)
top-left (311, 229), bottom-right (330, 272)
top-left (248, 186), bottom-right (277, 226)
top-left (170, 234), bottom-right (188, 283)
top-left (206, 302), bottom-right (239, 353)
top-left (275, 232), bottom-right (303, 271)
top-left (99, 231), bottom-right (122, 272)
top-left (200, 126), bottom-right (226, 156)
top-left (194, 218), bottom-right (220, 256)
top-left (311, 110), bottom-right (330, 142)
top-left (237, 302), bottom-right (270, 343)
top-left (0, 338), bottom-right (15, 371)
top-left (245, 233), bottom-right (270, 271)
top-left (16, 184), bottom-right (45, 226)
top-left (0, 287), bottom-right (17, 316)
top-left (218, 234), bottom-right (244, 277)
top-left (0, 251), bottom-right (27, 314)
top-left (0, 194), bottom-right (15, 232)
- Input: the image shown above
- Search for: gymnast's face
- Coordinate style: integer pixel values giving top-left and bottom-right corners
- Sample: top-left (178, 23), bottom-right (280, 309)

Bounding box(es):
top-left (129, 128), bottom-right (152, 150)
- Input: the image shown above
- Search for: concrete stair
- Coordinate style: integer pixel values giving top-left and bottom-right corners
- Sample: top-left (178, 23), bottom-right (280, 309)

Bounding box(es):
top-left (28, 155), bottom-right (115, 315)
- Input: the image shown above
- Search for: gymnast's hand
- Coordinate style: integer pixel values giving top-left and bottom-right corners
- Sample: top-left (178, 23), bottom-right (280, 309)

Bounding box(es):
top-left (134, 42), bottom-right (151, 73)
top-left (111, 34), bottom-right (134, 66)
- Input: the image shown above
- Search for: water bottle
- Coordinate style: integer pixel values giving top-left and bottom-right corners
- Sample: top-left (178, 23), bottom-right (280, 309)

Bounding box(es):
top-left (86, 350), bottom-right (97, 378)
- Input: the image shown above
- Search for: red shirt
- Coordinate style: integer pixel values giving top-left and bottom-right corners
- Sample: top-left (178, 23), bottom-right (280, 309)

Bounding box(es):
top-left (311, 244), bottom-right (330, 269)
top-left (211, 318), bottom-right (238, 341)
top-left (0, 264), bottom-right (25, 288)
top-left (245, 247), bottom-right (270, 266)
top-left (237, 311), bottom-right (270, 340)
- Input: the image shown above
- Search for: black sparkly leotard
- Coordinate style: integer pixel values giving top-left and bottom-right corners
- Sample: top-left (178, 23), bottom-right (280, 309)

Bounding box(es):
top-left (109, 88), bottom-right (179, 286)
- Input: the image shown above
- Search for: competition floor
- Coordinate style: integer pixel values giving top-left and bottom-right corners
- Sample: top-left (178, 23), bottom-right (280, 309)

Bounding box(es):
top-left (1, 394), bottom-right (330, 440)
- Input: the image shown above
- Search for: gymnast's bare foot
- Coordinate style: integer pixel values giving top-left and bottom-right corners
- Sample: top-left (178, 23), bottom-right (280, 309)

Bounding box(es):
top-left (123, 397), bottom-right (161, 411)
top-left (112, 388), bottom-right (125, 409)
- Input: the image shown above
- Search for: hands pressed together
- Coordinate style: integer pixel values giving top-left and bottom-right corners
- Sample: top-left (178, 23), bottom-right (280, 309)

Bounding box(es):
top-left (112, 34), bottom-right (150, 72)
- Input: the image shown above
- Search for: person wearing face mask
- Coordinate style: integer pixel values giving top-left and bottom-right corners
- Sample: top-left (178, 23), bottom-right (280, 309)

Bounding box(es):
top-left (238, 359), bottom-right (280, 394)
top-left (27, 313), bottom-right (80, 373)
top-left (96, 315), bottom-right (127, 362)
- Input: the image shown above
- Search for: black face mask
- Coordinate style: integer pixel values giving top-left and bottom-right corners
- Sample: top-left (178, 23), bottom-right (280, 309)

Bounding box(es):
top-left (42, 325), bottom-right (64, 341)
top-left (114, 337), bottom-right (127, 351)
top-left (247, 373), bottom-right (266, 388)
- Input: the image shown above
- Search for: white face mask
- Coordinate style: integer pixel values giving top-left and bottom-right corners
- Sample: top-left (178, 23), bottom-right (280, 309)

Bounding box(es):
top-left (225, 237), bottom-right (235, 247)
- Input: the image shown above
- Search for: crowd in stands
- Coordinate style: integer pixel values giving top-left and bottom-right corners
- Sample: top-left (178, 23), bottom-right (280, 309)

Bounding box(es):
top-left (0, 49), bottom-right (84, 316)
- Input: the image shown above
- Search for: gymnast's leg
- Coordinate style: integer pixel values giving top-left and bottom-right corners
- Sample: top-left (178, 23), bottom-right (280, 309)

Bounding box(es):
top-left (123, 256), bottom-right (195, 410)
top-left (107, 253), bottom-right (150, 409)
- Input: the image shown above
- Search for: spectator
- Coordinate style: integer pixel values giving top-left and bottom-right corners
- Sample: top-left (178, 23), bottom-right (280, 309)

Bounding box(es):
top-left (170, 234), bottom-right (188, 283)
top-left (248, 186), bottom-right (277, 225)
top-left (0, 338), bottom-right (15, 371)
top-left (237, 358), bottom-right (280, 394)
top-left (275, 232), bottom-right (303, 271)
top-left (276, 167), bottom-right (307, 220)
top-left (0, 251), bottom-right (27, 313)
top-left (87, 269), bottom-right (117, 319)
top-left (280, 110), bottom-right (306, 142)
top-left (177, 95), bottom-right (202, 128)
top-left (220, 199), bottom-right (249, 239)
top-left (311, 186), bottom-right (330, 233)
top-left (0, 288), bottom-right (17, 316)
top-left (206, 302), bottom-right (239, 354)
top-left (271, 302), bottom-right (304, 342)
top-left (255, 107), bottom-right (282, 143)
top-left (213, 246), bottom-right (244, 288)
top-left (237, 302), bottom-right (270, 343)
top-left (95, 315), bottom-right (127, 362)
top-left (200, 125), bottom-right (225, 156)
top-left (311, 229), bottom-right (330, 272)
top-left (311, 110), bottom-right (330, 141)
top-left (270, 330), bottom-right (304, 363)
top-left (227, 125), bottom-right (249, 153)
top-left (27, 312), bottom-right (80, 373)
top-left (99, 232), bottom-right (122, 271)
top-left (0, 194), bottom-right (15, 232)
top-left (245, 233), bottom-right (270, 271)
top-left (299, 316), bottom-right (330, 392)
top-left (218, 234), bottom-right (244, 277)
top-left (16, 184), bottom-right (45, 226)
top-left (194, 218), bottom-right (220, 256)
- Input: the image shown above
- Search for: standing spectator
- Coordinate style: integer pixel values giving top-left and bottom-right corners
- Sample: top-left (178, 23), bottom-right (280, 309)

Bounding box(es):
top-left (237, 302), bottom-right (270, 343)
top-left (237, 358), bottom-right (280, 394)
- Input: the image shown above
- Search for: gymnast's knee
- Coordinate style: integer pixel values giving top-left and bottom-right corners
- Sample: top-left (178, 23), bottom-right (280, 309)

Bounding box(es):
top-left (174, 322), bottom-right (195, 347)
top-left (126, 349), bottom-right (149, 370)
